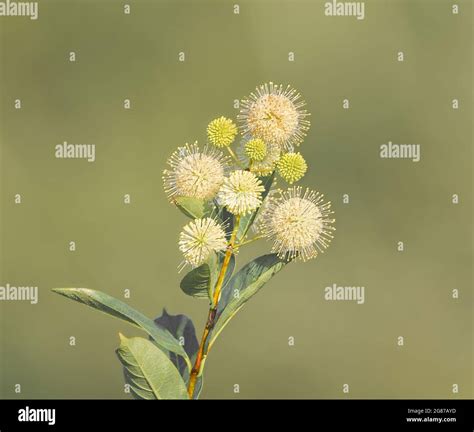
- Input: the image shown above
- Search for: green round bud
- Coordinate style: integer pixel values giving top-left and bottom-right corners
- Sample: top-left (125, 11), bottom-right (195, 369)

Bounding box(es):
top-left (207, 116), bottom-right (238, 148)
top-left (244, 138), bottom-right (267, 162)
top-left (277, 152), bottom-right (307, 184)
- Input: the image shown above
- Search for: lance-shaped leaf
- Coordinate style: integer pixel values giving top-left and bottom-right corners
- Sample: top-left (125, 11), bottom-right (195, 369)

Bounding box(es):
top-left (117, 334), bottom-right (188, 400)
top-left (52, 288), bottom-right (191, 370)
top-left (208, 254), bottom-right (288, 349)
top-left (153, 309), bottom-right (199, 377)
top-left (174, 197), bottom-right (215, 219)
top-left (237, 172), bottom-right (275, 242)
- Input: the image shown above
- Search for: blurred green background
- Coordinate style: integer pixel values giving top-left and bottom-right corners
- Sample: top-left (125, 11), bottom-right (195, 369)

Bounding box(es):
top-left (0, 0), bottom-right (472, 399)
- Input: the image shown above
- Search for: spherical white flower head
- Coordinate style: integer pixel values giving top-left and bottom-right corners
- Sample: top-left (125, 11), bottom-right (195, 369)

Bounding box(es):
top-left (238, 82), bottom-right (310, 151)
top-left (237, 138), bottom-right (281, 177)
top-left (260, 186), bottom-right (335, 261)
top-left (179, 217), bottom-right (227, 268)
top-left (218, 170), bottom-right (265, 216)
top-left (163, 142), bottom-right (228, 201)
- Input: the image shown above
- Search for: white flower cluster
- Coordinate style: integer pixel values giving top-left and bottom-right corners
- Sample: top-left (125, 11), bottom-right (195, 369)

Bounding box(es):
top-left (163, 83), bottom-right (335, 268)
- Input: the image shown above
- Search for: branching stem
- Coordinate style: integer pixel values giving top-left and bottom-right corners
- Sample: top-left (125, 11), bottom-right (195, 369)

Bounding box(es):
top-left (187, 216), bottom-right (241, 398)
top-left (226, 147), bottom-right (245, 169)
top-left (235, 235), bottom-right (263, 249)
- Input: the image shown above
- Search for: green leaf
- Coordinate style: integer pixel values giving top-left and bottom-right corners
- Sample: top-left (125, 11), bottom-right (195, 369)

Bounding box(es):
top-left (179, 253), bottom-right (235, 300)
top-left (175, 197), bottom-right (214, 219)
top-left (117, 334), bottom-right (188, 400)
top-left (237, 172), bottom-right (275, 242)
top-left (153, 309), bottom-right (199, 377)
top-left (180, 254), bottom-right (216, 300)
top-left (209, 254), bottom-right (288, 349)
top-left (52, 288), bottom-right (191, 370)
top-left (151, 310), bottom-right (204, 398)
top-left (180, 262), bottom-right (212, 299)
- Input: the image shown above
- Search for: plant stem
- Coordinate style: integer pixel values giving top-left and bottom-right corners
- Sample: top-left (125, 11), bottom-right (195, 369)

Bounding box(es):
top-left (226, 147), bottom-right (245, 169)
top-left (235, 235), bottom-right (263, 249)
top-left (187, 216), bottom-right (241, 398)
